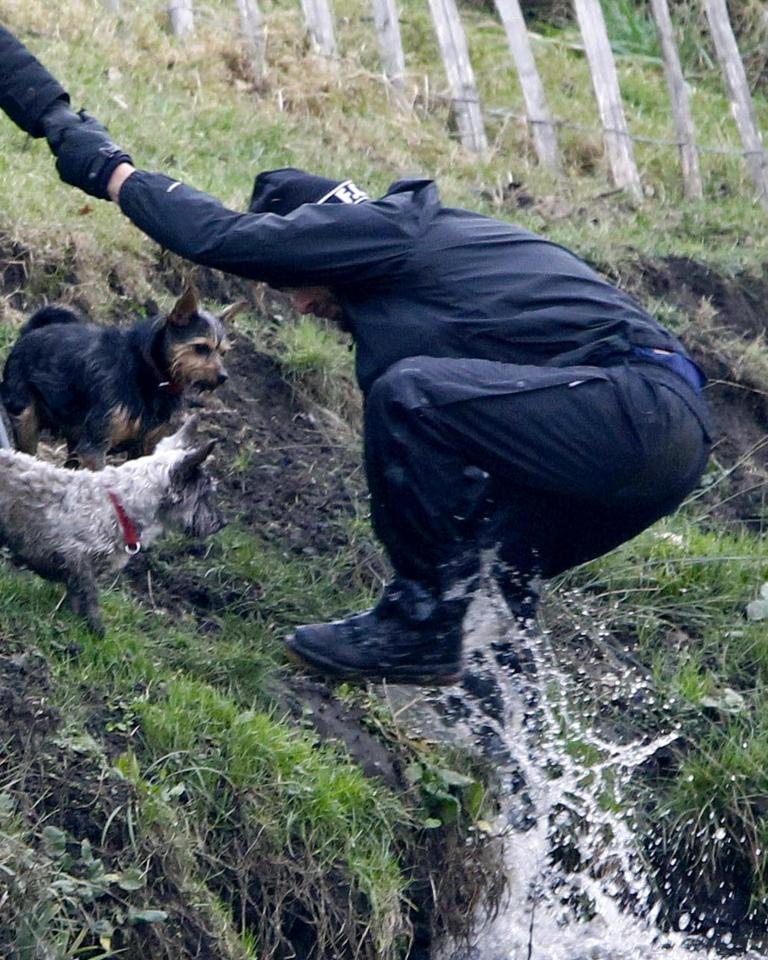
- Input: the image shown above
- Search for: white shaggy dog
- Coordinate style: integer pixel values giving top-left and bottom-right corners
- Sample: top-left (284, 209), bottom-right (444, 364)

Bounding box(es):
top-left (0, 417), bottom-right (223, 635)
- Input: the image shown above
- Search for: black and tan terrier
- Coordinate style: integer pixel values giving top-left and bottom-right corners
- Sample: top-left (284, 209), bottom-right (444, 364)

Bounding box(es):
top-left (1, 285), bottom-right (236, 470)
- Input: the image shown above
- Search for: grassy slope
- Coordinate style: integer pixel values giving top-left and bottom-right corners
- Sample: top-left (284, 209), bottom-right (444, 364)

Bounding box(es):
top-left (1, 0), bottom-right (768, 953)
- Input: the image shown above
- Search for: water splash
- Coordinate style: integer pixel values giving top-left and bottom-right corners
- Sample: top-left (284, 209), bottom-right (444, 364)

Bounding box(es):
top-left (424, 588), bottom-right (766, 960)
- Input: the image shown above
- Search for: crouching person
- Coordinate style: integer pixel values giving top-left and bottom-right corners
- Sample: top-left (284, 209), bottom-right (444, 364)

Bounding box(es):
top-left (0, 26), bottom-right (711, 683)
top-left (289, 345), bottom-right (710, 685)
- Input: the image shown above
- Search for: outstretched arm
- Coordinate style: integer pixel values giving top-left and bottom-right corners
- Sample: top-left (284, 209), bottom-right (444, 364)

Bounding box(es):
top-left (112, 167), bottom-right (412, 288)
top-left (49, 115), bottom-right (407, 288)
top-left (0, 26), bottom-right (410, 289)
top-left (0, 24), bottom-right (69, 137)
top-left (47, 109), bottom-right (409, 288)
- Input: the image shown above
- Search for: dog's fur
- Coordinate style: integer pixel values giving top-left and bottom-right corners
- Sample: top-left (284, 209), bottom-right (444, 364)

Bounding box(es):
top-left (0, 417), bottom-right (223, 635)
top-left (1, 285), bottom-right (237, 470)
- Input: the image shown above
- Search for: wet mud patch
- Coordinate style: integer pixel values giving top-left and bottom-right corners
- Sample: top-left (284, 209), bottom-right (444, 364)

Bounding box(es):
top-left (200, 327), bottom-right (362, 553)
top-left (0, 649), bottom-right (58, 748)
top-left (641, 257), bottom-right (768, 340)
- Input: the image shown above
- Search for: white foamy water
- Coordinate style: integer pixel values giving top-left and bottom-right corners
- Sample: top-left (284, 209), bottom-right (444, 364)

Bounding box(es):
top-left (425, 590), bottom-right (767, 960)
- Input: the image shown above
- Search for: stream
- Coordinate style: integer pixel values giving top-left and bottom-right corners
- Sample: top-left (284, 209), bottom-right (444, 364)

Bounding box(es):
top-left (418, 588), bottom-right (767, 960)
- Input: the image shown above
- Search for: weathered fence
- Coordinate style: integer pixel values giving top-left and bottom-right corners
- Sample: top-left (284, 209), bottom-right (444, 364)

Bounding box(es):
top-left (300, 0), bottom-right (337, 56)
top-left (703, 0), bottom-right (768, 205)
top-left (370, 0), bottom-right (407, 104)
top-left (169, 0), bottom-right (768, 206)
top-left (494, 0), bottom-right (560, 172)
top-left (573, 0), bottom-right (642, 198)
top-left (235, 0), bottom-right (267, 82)
top-left (648, 0), bottom-right (702, 200)
top-left (168, 0), bottom-right (195, 37)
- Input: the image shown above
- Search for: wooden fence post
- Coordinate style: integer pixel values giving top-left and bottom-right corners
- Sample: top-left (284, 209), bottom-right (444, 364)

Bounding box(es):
top-left (494, 0), bottom-right (561, 172)
top-left (572, 0), bottom-right (642, 198)
top-left (649, 0), bottom-right (702, 199)
top-left (235, 0), bottom-right (267, 82)
top-left (427, 0), bottom-right (487, 152)
top-left (168, 0), bottom-right (195, 37)
top-left (370, 0), bottom-right (408, 105)
top-left (703, 0), bottom-right (768, 208)
top-left (300, 0), bottom-right (338, 57)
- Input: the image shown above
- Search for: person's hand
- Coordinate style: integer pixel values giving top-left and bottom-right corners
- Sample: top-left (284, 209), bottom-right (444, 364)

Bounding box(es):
top-left (44, 107), bottom-right (133, 201)
top-left (40, 99), bottom-right (84, 150)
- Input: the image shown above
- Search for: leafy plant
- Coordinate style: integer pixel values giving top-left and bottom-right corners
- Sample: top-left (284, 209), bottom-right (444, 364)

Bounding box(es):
top-left (405, 761), bottom-right (487, 829)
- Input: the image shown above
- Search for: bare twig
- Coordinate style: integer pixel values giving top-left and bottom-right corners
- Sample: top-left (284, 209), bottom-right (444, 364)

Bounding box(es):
top-left (526, 896), bottom-right (536, 959)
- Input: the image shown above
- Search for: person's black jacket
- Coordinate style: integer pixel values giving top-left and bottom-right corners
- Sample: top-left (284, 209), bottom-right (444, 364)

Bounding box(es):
top-left (0, 24), bottom-right (68, 137)
top-left (119, 172), bottom-right (688, 393)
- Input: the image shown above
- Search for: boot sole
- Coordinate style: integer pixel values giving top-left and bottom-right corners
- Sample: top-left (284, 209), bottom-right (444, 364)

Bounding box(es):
top-left (285, 643), bottom-right (462, 687)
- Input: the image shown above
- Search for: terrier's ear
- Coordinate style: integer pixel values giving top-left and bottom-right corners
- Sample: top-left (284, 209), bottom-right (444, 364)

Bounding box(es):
top-left (170, 439), bottom-right (217, 486)
top-left (162, 415), bottom-right (199, 451)
top-left (219, 299), bottom-right (249, 325)
top-left (167, 284), bottom-right (200, 327)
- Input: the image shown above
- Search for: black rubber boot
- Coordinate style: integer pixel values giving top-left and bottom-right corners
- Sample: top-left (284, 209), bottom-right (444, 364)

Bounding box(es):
top-left (286, 568), bottom-right (476, 685)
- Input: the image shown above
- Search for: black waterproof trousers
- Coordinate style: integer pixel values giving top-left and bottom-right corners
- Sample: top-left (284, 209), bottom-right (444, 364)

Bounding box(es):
top-left (364, 356), bottom-right (711, 590)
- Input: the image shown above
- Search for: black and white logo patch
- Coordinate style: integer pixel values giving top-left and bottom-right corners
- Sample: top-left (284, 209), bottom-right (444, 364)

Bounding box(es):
top-left (317, 180), bottom-right (370, 205)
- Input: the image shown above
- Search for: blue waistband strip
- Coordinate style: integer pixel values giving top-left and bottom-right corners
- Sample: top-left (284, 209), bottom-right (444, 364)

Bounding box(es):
top-left (630, 347), bottom-right (707, 394)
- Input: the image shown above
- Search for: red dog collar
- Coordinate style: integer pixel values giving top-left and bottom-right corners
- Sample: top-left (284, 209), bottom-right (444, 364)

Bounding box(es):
top-left (108, 491), bottom-right (141, 554)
